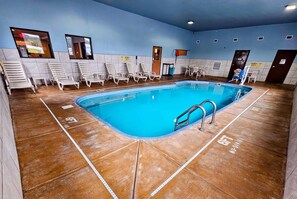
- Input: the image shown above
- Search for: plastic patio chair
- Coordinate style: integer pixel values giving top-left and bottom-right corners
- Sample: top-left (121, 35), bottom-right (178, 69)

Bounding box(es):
top-left (104, 63), bottom-right (129, 85)
top-left (248, 70), bottom-right (259, 83)
top-left (2, 61), bottom-right (36, 95)
top-left (48, 62), bottom-right (79, 90)
top-left (77, 62), bottom-right (104, 87)
top-left (140, 63), bottom-right (161, 80)
top-left (125, 63), bottom-right (147, 82)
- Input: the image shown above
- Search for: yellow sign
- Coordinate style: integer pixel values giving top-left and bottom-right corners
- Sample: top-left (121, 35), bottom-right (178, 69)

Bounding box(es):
top-left (250, 62), bottom-right (263, 67)
top-left (121, 56), bottom-right (131, 62)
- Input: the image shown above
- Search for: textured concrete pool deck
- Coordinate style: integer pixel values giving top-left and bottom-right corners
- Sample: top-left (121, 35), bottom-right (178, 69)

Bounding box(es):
top-left (9, 76), bottom-right (293, 198)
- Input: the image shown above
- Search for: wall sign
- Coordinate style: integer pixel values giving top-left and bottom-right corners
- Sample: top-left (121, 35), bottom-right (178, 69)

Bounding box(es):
top-left (279, 59), bottom-right (286, 64)
top-left (251, 62), bottom-right (263, 67)
top-left (121, 56), bottom-right (131, 62)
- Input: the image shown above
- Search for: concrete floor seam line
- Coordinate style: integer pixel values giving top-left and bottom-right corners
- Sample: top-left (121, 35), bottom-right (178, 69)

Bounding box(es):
top-left (98, 140), bottom-right (138, 160)
top-left (150, 89), bottom-right (270, 197)
top-left (39, 98), bottom-right (119, 199)
top-left (132, 141), bottom-right (141, 199)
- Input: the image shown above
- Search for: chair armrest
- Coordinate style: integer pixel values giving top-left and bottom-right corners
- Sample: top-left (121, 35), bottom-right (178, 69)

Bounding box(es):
top-left (67, 76), bottom-right (75, 81)
top-left (136, 71), bottom-right (142, 76)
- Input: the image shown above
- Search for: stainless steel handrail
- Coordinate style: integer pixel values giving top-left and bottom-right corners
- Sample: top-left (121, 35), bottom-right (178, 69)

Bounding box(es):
top-left (174, 105), bottom-right (206, 131)
top-left (174, 99), bottom-right (217, 131)
top-left (199, 100), bottom-right (217, 124)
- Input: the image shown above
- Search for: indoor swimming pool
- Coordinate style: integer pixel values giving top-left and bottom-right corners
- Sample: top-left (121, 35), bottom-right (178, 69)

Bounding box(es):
top-left (76, 81), bottom-right (252, 138)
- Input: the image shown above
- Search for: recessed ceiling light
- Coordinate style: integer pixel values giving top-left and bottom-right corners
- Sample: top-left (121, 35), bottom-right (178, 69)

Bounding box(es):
top-left (285, 4), bottom-right (297, 10)
top-left (187, 20), bottom-right (194, 25)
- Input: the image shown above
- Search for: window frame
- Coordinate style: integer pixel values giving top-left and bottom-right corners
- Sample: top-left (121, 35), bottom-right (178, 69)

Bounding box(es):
top-left (65, 34), bottom-right (94, 60)
top-left (10, 27), bottom-right (55, 59)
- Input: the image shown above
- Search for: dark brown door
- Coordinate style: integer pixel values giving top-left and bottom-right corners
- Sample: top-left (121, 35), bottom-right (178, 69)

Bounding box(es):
top-left (73, 43), bottom-right (82, 58)
top-left (227, 50), bottom-right (250, 79)
top-left (152, 46), bottom-right (162, 75)
top-left (266, 50), bottom-right (297, 83)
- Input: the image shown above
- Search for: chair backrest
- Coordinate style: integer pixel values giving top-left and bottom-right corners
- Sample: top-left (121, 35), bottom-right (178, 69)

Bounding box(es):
top-left (104, 63), bottom-right (116, 75)
top-left (48, 63), bottom-right (68, 80)
top-left (192, 66), bottom-right (199, 73)
top-left (77, 62), bottom-right (92, 78)
top-left (238, 69), bottom-right (245, 79)
top-left (251, 70), bottom-right (259, 76)
top-left (140, 63), bottom-right (147, 73)
top-left (125, 63), bottom-right (135, 74)
top-left (2, 61), bottom-right (28, 83)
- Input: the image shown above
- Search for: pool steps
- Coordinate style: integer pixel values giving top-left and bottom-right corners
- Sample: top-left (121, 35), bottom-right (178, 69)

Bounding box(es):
top-left (174, 99), bottom-right (217, 131)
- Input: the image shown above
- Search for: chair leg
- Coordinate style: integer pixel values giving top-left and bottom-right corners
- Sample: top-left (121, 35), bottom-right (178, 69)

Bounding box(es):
top-left (86, 80), bottom-right (91, 87)
top-left (113, 78), bottom-right (119, 85)
top-left (31, 86), bottom-right (36, 94)
top-left (58, 83), bottom-right (64, 90)
top-left (134, 76), bottom-right (139, 83)
top-left (7, 87), bottom-right (11, 95)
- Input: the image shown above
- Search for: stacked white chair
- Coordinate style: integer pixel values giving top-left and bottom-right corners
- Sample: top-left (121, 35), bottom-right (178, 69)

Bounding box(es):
top-left (125, 63), bottom-right (147, 82)
top-left (104, 63), bottom-right (129, 85)
top-left (48, 62), bottom-right (79, 90)
top-left (1, 61), bottom-right (35, 95)
top-left (140, 63), bottom-right (161, 80)
top-left (77, 62), bottom-right (104, 87)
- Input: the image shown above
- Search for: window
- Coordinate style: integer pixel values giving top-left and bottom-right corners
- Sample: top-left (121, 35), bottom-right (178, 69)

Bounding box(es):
top-left (65, 34), bottom-right (94, 59)
top-left (213, 62), bottom-right (221, 70)
top-left (10, 27), bottom-right (54, 58)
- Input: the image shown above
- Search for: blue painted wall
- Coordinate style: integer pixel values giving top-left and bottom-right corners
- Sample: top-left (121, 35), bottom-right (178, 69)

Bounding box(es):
top-left (0, 0), bottom-right (296, 61)
top-left (191, 23), bottom-right (297, 62)
top-left (0, 0), bottom-right (192, 57)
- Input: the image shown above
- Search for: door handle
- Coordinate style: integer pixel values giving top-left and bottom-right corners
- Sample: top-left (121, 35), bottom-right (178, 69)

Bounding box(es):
top-left (272, 66), bottom-right (275, 68)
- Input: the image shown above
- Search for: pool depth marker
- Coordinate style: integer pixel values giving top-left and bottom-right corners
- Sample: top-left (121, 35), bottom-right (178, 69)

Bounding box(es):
top-left (40, 98), bottom-right (118, 199)
top-left (150, 89), bottom-right (270, 197)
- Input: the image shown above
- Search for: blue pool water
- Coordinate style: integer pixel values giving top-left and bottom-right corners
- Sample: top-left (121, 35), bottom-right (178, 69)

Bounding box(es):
top-left (76, 81), bottom-right (252, 138)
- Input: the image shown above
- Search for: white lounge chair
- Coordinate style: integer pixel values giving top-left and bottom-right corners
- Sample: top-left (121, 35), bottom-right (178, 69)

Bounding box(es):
top-left (1, 61), bottom-right (35, 95)
top-left (248, 70), bottom-right (259, 83)
top-left (48, 63), bottom-right (79, 90)
top-left (125, 63), bottom-right (147, 82)
top-left (140, 63), bottom-right (161, 80)
top-left (104, 63), bottom-right (129, 85)
top-left (77, 62), bottom-right (104, 87)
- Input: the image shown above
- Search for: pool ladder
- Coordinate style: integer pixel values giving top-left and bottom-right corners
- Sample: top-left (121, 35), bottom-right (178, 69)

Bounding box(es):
top-left (174, 100), bottom-right (217, 131)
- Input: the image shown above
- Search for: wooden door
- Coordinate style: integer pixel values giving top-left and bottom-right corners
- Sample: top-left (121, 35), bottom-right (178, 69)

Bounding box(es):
top-left (266, 50), bottom-right (297, 83)
top-left (73, 43), bottom-right (82, 58)
top-left (227, 50), bottom-right (250, 80)
top-left (152, 46), bottom-right (162, 75)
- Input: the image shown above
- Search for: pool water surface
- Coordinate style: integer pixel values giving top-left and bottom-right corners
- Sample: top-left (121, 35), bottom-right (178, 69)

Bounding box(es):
top-left (76, 81), bottom-right (252, 138)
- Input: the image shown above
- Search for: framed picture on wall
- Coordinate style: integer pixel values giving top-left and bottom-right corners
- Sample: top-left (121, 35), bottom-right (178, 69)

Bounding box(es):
top-left (10, 27), bottom-right (54, 58)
